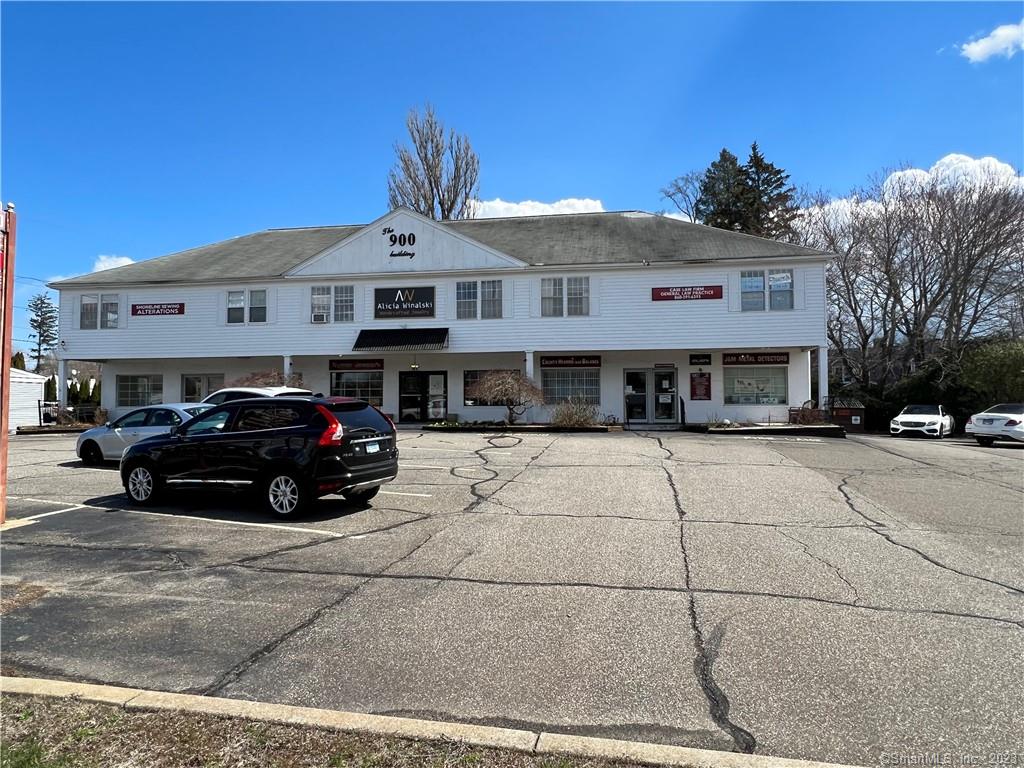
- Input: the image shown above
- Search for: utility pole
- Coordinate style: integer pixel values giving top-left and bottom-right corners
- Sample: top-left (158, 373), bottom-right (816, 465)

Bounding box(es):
top-left (1, 202), bottom-right (17, 525)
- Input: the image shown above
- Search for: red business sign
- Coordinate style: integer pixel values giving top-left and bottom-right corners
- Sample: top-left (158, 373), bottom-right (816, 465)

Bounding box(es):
top-left (131, 303), bottom-right (185, 316)
top-left (329, 358), bottom-right (384, 371)
top-left (690, 371), bottom-right (711, 401)
top-left (539, 355), bottom-right (601, 368)
top-left (722, 352), bottom-right (790, 365)
top-left (652, 285), bottom-right (723, 301)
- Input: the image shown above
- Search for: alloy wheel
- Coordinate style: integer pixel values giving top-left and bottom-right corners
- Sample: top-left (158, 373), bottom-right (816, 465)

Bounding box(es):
top-left (128, 466), bottom-right (154, 501)
top-left (268, 475), bottom-right (299, 516)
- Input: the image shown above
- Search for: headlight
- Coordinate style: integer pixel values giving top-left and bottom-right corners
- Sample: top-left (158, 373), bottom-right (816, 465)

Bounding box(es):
top-left (890, 420), bottom-right (899, 426)
top-left (927, 420), bottom-right (939, 426)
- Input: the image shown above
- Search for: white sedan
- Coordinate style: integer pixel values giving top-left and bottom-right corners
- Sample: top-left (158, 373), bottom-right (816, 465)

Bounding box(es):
top-left (890, 404), bottom-right (955, 438)
top-left (965, 403), bottom-right (1024, 446)
top-left (76, 403), bottom-right (211, 464)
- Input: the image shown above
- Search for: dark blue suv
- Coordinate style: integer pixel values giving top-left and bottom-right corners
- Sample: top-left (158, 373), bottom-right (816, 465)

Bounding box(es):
top-left (119, 397), bottom-right (398, 517)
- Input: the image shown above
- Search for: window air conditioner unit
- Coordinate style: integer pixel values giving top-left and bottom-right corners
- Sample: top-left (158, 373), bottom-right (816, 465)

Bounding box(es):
top-left (311, 312), bottom-right (329, 324)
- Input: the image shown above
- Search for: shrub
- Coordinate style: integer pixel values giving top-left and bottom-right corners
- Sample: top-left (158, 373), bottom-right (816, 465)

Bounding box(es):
top-left (550, 397), bottom-right (599, 428)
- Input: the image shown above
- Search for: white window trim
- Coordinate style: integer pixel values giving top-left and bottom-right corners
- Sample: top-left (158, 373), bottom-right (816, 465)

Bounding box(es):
top-left (226, 288), bottom-right (270, 325)
top-left (455, 279), bottom-right (504, 321)
top-left (311, 285), bottom-right (355, 323)
top-left (541, 276), bottom-right (590, 318)
top-left (740, 268), bottom-right (795, 313)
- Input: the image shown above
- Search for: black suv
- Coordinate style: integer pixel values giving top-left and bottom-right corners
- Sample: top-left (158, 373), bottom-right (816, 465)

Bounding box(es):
top-left (119, 397), bottom-right (398, 517)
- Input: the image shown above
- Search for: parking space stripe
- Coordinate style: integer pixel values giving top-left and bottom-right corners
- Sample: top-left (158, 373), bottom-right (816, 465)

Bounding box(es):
top-left (23, 505), bottom-right (89, 520)
top-left (379, 490), bottom-right (432, 498)
top-left (122, 509), bottom-right (348, 538)
top-left (399, 464), bottom-right (452, 470)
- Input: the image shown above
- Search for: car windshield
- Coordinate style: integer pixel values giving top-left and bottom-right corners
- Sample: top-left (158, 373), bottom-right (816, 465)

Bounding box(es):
top-left (901, 405), bottom-right (940, 415)
top-left (984, 403), bottom-right (1024, 415)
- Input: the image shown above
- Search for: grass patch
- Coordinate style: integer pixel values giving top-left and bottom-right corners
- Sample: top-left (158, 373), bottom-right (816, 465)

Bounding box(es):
top-left (1, 694), bottom-right (647, 768)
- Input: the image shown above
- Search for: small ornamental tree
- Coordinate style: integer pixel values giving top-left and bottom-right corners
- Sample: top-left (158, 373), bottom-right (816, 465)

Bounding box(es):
top-left (465, 370), bottom-right (544, 424)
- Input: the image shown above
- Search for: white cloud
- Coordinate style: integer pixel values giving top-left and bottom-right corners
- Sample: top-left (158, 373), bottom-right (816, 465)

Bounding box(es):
top-left (473, 197), bottom-right (605, 219)
top-left (93, 254), bottom-right (134, 272)
top-left (960, 19), bottom-right (1024, 63)
top-left (883, 153), bottom-right (1024, 196)
top-left (658, 211), bottom-right (692, 222)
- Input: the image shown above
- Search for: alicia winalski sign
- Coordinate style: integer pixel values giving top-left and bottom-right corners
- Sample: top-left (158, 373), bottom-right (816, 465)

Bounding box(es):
top-left (374, 287), bottom-right (435, 318)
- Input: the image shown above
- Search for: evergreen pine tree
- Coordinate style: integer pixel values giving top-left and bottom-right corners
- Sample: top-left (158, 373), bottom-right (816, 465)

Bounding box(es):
top-left (68, 380), bottom-right (80, 406)
top-left (27, 293), bottom-right (59, 372)
top-left (92, 380), bottom-right (102, 405)
top-left (44, 376), bottom-right (57, 402)
top-left (741, 142), bottom-right (798, 239)
top-left (11, 351), bottom-right (26, 370)
top-left (692, 149), bottom-right (749, 232)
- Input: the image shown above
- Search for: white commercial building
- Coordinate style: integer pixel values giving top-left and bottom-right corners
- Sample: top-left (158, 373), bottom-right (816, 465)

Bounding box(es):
top-left (51, 208), bottom-right (831, 425)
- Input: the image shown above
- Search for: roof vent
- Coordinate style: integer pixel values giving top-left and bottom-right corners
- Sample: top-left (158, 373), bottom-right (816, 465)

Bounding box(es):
top-left (621, 211), bottom-right (653, 218)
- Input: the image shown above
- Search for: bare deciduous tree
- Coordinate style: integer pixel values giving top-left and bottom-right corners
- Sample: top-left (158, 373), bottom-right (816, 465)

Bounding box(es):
top-left (387, 104), bottom-right (480, 221)
top-left (465, 370), bottom-right (543, 424)
top-left (660, 170), bottom-right (702, 221)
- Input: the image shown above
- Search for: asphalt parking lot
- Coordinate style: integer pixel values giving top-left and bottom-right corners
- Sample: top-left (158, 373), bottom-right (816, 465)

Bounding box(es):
top-left (2, 429), bottom-right (1022, 765)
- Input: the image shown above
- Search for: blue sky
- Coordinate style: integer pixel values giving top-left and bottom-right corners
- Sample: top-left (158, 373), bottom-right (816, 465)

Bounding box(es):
top-left (2, 2), bottom-right (1022, 353)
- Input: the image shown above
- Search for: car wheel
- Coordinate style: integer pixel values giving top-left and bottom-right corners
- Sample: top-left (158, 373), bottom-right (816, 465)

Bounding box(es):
top-left (343, 486), bottom-right (380, 505)
top-left (123, 461), bottom-right (162, 505)
top-left (937, 425), bottom-right (944, 439)
top-left (80, 440), bottom-right (103, 466)
top-left (264, 470), bottom-right (309, 518)
top-left (975, 436), bottom-right (995, 447)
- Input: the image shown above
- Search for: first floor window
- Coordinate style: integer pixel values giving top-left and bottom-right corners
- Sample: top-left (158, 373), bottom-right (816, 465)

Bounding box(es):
top-left (330, 371), bottom-right (383, 407)
top-left (541, 277), bottom-right (563, 317)
top-left (456, 281), bottom-right (478, 319)
top-left (740, 271), bottom-right (765, 312)
top-left (100, 294), bottom-right (119, 328)
top-left (724, 367), bottom-right (788, 405)
top-left (248, 289), bottom-right (267, 323)
top-left (117, 375), bottom-right (163, 407)
top-left (541, 368), bottom-right (600, 405)
top-left (80, 295), bottom-right (98, 329)
top-left (768, 269), bottom-right (794, 310)
top-left (566, 277), bottom-right (590, 316)
top-left (463, 369), bottom-right (514, 406)
top-left (181, 374), bottom-right (225, 402)
top-left (227, 291), bottom-right (245, 323)
top-left (334, 285), bottom-right (354, 322)
top-left (480, 280), bottom-right (502, 319)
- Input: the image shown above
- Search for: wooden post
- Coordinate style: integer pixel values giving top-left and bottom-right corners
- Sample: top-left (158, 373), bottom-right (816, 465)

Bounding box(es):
top-left (0, 203), bottom-right (18, 525)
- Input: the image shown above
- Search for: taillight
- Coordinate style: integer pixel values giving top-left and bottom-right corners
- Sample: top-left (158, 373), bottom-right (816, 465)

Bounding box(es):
top-left (315, 405), bottom-right (345, 446)
top-left (1006, 419), bottom-right (1021, 427)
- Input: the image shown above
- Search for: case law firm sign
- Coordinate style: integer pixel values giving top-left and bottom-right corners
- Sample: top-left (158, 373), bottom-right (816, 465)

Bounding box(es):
top-left (374, 287), bottom-right (435, 318)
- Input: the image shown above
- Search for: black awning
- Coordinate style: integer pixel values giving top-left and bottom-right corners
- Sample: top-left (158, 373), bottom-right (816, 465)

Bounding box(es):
top-left (352, 328), bottom-right (449, 352)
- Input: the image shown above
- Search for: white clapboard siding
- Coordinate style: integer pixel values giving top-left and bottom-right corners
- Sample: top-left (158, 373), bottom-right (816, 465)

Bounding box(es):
top-left (9, 369), bottom-right (47, 430)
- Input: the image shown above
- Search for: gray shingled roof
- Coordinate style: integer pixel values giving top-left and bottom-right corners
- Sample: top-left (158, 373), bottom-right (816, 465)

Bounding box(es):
top-left (50, 211), bottom-right (828, 288)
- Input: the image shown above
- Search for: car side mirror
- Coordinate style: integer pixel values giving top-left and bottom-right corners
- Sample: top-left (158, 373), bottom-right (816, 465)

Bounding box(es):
top-left (168, 425), bottom-right (180, 437)
top-left (104, 421), bottom-right (111, 428)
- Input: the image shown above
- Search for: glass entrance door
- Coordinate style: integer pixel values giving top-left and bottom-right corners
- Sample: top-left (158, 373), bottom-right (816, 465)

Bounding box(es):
top-left (399, 371), bottom-right (447, 422)
top-left (653, 369), bottom-right (678, 421)
top-left (624, 370), bottom-right (648, 422)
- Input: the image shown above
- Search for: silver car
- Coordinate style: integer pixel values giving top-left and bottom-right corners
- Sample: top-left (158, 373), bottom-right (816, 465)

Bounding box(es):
top-left (76, 403), bottom-right (212, 464)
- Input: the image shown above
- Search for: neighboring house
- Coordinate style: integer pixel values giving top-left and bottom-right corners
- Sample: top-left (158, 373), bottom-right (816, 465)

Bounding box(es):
top-left (49, 208), bottom-right (832, 424)
top-left (8, 368), bottom-right (47, 431)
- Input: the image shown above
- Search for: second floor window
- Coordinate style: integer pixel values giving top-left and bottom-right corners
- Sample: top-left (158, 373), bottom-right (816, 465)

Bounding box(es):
top-left (81, 295), bottom-right (99, 329)
top-left (456, 280), bottom-right (503, 320)
top-left (248, 290), bottom-right (267, 323)
top-left (541, 278), bottom-right (563, 317)
top-left (311, 285), bottom-right (354, 322)
top-left (481, 280), bottom-right (502, 319)
top-left (456, 281), bottom-right (478, 319)
top-left (227, 291), bottom-right (245, 323)
top-left (101, 294), bottom-right (119, 329)
top-left (741, 270), bottom-right (794, 311)
top-left (566, 277), bottom-right (589, 316)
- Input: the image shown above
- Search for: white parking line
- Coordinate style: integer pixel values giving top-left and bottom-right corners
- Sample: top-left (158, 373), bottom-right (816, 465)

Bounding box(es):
top-left (23, 505), bottom-right (89, 520)
top-left (379, 490), bottom-right (433, 498)
top-left (399, 464), bottom-right (452, 470)
top-left (122, 509), bottom-right (348, 538)
top-left (400, 447), bottom-right (510, 454)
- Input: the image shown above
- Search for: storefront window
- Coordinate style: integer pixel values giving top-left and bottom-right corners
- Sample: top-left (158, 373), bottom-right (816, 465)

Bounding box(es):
top-left (330, 370), bottom-right (383, 406)
top-left (541, 368), bottom-right (600, 405)
top-left (724, 367), bottom-right (787, 405)
top-left (463, 369), bottom-right (515, 406)
top-left (117, 375), bottom-right (163, 407)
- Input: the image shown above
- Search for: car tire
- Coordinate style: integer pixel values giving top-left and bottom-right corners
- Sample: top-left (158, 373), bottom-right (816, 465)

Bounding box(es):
top-left (263, 470), bottom-right (309, 518)
top-left (343, 486), bottom-right (380, 505)
top-left (975, 436), bottom-right (995, 447)
top-left (80, 440), bottom-right (103, 466)
top-left (937, 425), bottom-right (945, 439)
top-left (123, 461), bottom-right (162, 506)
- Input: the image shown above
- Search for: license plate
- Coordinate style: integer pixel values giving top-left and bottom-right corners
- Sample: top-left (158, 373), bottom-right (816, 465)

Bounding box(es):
top-left (366, 442), bottom-right (381, 454)
top-left (983, 419), bottom-right (994, 425)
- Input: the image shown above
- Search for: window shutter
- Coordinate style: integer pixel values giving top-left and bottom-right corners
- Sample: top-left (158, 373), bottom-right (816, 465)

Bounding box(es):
top-left (73, 296), bottom-right (80, 329)
top-left (727, 273), bottom-right (741, 312)
top-left (351, 285), bottom-right (361, 322)
top-left (588, 277), bottom-right (600, 316)
top-left (267, 288), bottom-right (278, 324)
top-left (447, 282), bottom-right (457, 320)
top-left (795, 269), bottom-right (806, 310)
top-left (502, 279), bottom-right (512, 319)
top-left (217, 290), bottom-right (227, 326)
top-left (529, 280), bottom-right (540, 318)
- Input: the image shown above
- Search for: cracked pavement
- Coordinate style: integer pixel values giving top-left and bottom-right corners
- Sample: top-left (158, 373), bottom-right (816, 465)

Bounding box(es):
top-left (2, 430), bottom-right (1022, 764)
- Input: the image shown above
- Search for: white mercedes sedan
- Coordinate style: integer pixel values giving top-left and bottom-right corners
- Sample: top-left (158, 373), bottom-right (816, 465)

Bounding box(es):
top-left (965, 403), bottom-right (1024, 447)
top-left (889, 404), bottom-right (955, 438)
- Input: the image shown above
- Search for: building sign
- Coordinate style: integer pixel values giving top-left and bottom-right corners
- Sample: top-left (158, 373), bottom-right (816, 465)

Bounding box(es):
top-left (374, 287), bottom-right (434, 318)
top-left (131, 303), bottom-right (185, 316)
top-left (382, 226), bottom-right (416, 260)
top-left (690, 371), bottom-right (711, 400)
top-left (652, 285), bottom-right (723, 301)
top-left (539, 355), bottom-right (601, 368)
top-left (768, 271), bottom-right (793, 289)
top-left (722, 352), bottom-right (790, 365)
top-left (689, 353), bottom-right (712, 366)
top-left (329, 358), bottom-right (384, 371)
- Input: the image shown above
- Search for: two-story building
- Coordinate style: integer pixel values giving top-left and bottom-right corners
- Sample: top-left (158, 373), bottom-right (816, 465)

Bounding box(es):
top-left (51, 208), bottom-right (832, 425)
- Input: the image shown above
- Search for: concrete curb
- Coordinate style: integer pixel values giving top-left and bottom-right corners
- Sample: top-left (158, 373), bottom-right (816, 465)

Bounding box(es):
top-left (1, 676), bottom-right (859, 768)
